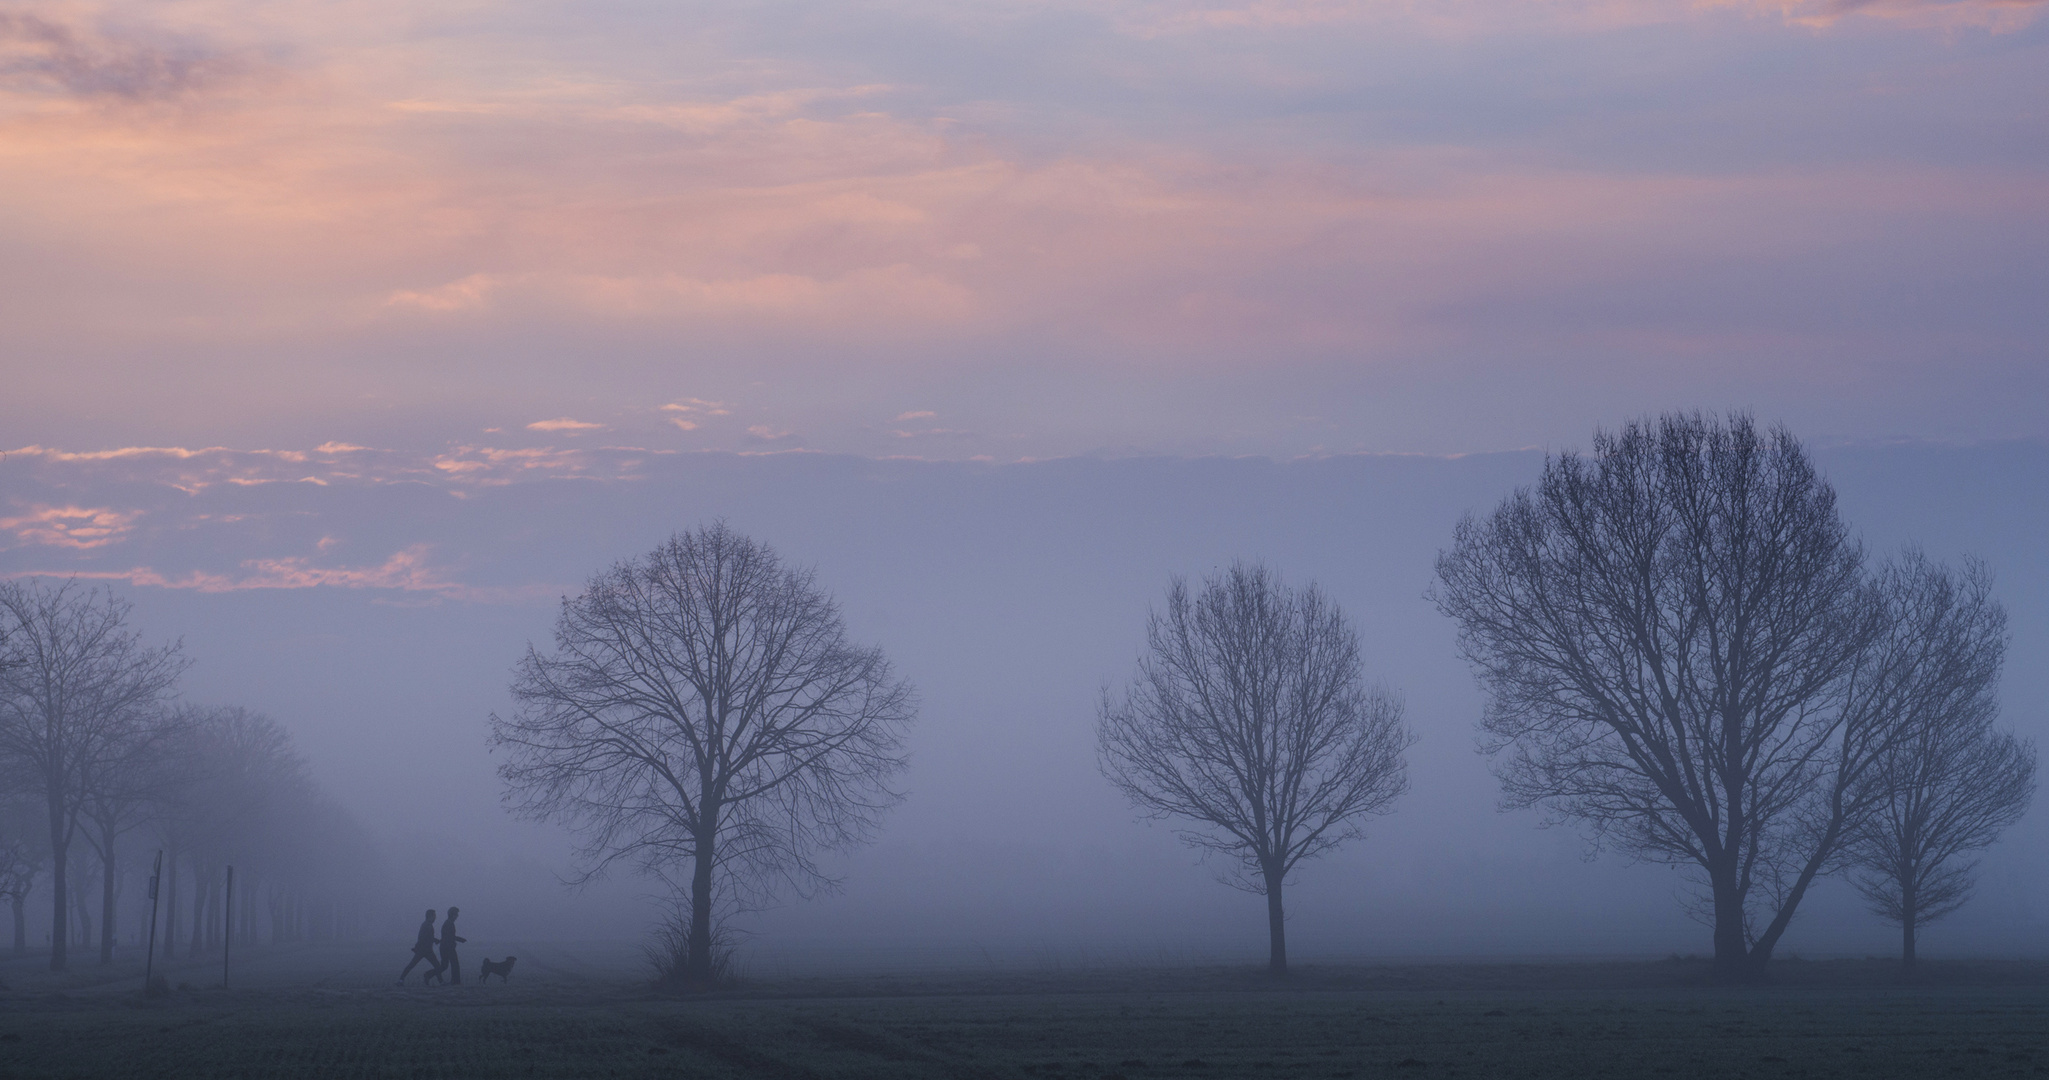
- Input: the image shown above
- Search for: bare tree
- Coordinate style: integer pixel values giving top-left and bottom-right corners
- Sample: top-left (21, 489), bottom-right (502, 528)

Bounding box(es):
top-left (1431, 413), bottom-right (1908, 981)
top-left (0, 580), bottom-right (185, 971)
top-left (491, 523), bottom-right (917, 985)
top-left (76, 704), bottom-right (185, 964)
top-left (1846, 556), bottom-right (2034, 966)
top-left (1098, 562), bottom-right (1412, 975)
top-left (0, 794), bottom-right (45, 956)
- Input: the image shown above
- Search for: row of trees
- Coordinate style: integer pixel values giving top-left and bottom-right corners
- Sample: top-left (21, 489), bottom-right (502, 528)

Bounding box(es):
top-left (495, 414), bottom-right (2034, 987)
top-left (0, 581), bottom-right (376, 970)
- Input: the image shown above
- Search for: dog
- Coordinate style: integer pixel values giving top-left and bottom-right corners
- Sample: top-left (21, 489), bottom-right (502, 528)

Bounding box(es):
top-left (478, 956), bottom-right (517, 984)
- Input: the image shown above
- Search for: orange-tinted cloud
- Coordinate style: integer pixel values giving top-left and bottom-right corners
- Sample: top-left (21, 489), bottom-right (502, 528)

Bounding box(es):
top-left (1108, 0), bottom-right (2044, 34)
top-left (0, 504), bottom-right (142, 548)
top-left (8, 544), bottom-right (551, 602)
top-left (1726, 0), bottom-right (2046, 30)
top-left (3, 0), bottom-right (2031, 368)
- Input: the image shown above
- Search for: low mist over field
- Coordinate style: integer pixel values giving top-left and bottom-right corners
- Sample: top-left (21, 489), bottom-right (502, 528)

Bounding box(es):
top-left (4, 437), bottom-right (2043, 968)
top-left (7, 4), bottom-right (2049, 1077)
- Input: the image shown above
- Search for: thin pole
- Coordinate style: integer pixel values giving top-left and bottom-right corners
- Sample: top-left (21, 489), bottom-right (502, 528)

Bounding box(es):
top-left (222, 865), bottom-right (234, 988)
top-left (144, 851), bottom-right (163, 991)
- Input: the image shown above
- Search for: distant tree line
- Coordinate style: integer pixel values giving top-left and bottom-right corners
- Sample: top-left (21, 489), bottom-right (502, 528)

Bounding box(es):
top-left (0, 581), bottom-right (378, 971)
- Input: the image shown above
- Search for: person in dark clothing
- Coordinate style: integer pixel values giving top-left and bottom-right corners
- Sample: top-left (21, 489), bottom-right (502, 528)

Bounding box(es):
top-left (398, 910), bottom-right (440, 984)
top-left (438, 906), bottom-right (466, 985)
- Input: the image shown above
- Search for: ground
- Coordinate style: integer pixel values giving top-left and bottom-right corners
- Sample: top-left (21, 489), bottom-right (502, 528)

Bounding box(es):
top-left (2, 943), bottom-right (2047, 1078)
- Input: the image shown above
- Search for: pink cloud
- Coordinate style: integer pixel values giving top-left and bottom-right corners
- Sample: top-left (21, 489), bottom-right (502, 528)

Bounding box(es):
top-left (0, 0), bottom-right (2041, 461)
top-left (0, 504), bottom-right (143, 549)
top-left (663, 399), bottom-right (732, 416)
top-left (426, 445), bottom-right (675, 486)
top-left (387, 273), bottom-right (499, 312)
top-left (4, 545), bottom-right (553, 604)
top-left (1718, 0), bottom-right (2045, 29)
top-left (1108, 0), bottom-right (2045, 34)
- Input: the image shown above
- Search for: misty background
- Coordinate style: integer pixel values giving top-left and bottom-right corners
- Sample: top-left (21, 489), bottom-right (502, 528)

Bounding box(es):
top-left (4, 437), bottom-right (2043, 970)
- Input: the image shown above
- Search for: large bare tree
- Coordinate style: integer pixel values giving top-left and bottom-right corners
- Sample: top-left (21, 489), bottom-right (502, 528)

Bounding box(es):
top-left (1098, 562), bottom-right (1412, 975)
top-left (492, 523), bottom-right (917, 985)
top-left (0, 580), bottom-right (185, 971)
top-left (1846, 555), bottom-right (2034, 966)
top-left (1432, 413), bottom-right (1900, 981)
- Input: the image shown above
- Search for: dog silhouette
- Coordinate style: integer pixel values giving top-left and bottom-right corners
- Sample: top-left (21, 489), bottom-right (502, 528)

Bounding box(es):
top-left (479, 956), bottom-right (517, 983)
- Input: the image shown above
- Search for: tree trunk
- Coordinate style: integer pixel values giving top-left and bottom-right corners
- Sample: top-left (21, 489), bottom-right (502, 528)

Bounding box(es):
top-left (99, 838), bottom-right (116, 964)
top-left (46, 792), bottom-right (67, 972)
top-left (162, 853), bottom-right (177, 960)
top-left (72, 881), bottom-right (91, 951)
top-left (191, 875), bottom-right (209, 954)
top-left (687, 825), bottom-right (716, 983)
top-left (1264, 865), bottom-right (1288, 976)
top-left (1708, 863), bottom-right (1753, 982)
top-left (1901, 881), bottom-right (1918, 968)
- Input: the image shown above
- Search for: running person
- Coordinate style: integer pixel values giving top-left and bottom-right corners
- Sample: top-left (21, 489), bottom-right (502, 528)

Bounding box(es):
top-left (438, 906), bottom-right (467, 985)
top-left (397, 910), bottom-right (440, 984)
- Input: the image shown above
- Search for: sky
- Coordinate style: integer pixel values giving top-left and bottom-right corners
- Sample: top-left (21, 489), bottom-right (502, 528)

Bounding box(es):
top-left (3, 0), bottom-right (2048, 964)
top-left (1, 0), bottom-right (2046, 459)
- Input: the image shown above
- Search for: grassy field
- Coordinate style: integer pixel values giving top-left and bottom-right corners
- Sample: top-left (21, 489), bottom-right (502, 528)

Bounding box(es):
top-left (3, 943), bottom-right (2048, 1078)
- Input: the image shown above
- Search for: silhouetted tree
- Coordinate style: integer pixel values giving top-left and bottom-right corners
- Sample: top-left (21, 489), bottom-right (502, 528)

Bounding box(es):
top-left (1098, 562), bottom-right (1412, 975)
top-left (76, 704), bottom-right (185, 963)
top-left (1846, 555), bottom-right (2034, 966)
top-left (0, 795), bottom-right (46, 956)
top-left (0, 580), bottom-right (185, 971)
top-left (492, 523), bottom-right (917, 985)
top-left (1432, 413), bottom-right (1903, 981)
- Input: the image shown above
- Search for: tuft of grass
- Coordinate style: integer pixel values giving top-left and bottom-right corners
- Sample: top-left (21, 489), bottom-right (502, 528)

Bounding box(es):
top-left (645, 908), bottom-right (746, 991)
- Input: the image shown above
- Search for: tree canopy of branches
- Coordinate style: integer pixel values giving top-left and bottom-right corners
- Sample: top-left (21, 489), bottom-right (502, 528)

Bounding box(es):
top-left (0, 579), bottom-right (185, 970)
top-left (1429, 413), bottom-right (2041, 979)
top-left (492, 523), bottom-right (917, 985)
top-left (1846, 555), bottom-right (2034, 965)
top-left (1432, 413), bottom-right (1916, 980)
top-left (1098, 562), bottom-right (1413, 975)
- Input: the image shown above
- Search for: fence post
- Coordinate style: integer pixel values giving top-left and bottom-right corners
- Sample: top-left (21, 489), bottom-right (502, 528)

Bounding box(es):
top-left (143, 851), bottom-right (163, 993)
top-left (222, 865), bottom-right (234, 988)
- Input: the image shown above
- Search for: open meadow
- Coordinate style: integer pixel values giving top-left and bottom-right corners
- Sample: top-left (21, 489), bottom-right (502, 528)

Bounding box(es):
top-left (4, 943), bottom-right (2049, 1079)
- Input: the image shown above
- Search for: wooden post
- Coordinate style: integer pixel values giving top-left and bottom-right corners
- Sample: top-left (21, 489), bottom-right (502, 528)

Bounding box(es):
top-left (222, 866), bottom-right (234, 988)
top-left (143, 851), bottom-right (163, 992)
